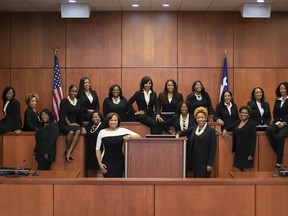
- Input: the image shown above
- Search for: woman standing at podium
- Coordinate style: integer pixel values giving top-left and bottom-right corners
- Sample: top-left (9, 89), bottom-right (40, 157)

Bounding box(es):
top-left (176, 107), bottom-right (216, 178)
top-left (34, 109), bottom-right (59, 170)
top-left (96, 112), bottom-right (140, 178)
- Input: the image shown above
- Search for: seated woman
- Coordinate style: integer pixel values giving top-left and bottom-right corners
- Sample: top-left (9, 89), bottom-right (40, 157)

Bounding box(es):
top-left (128, 76), bottom-right (162, 134)
top-left (157, 79), bottom-right (184, 121)
top-left (59, 84), bottom-right (86, 162)
top-left (103, 84), bottom-right (132, 121)
top-left (22, 92), bottom-right (41, 131)
top-left (96, 112), bottom-right (140, 178)
top-left (76, 77), bottom-right (100, 121)
top-left (247, 87), bottom-right (271, 128)
top-left (266, 82), bottom-right (288, 168)
top-left (0, 86), bottom-right (22, 135)
top-left (33, 109), bottom-right (59, 170)
top-left (214, 90), bottom-right (239, 131)
top-left (176, 107), bottom-right (217, 178)
top-left (222, 105), bottom-right (257, 172)
top-left (85, 111), bottom-right (106, 177)
top-left (186, 80), bottom-right (215, 121)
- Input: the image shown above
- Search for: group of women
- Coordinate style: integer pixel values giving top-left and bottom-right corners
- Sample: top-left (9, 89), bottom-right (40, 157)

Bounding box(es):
top-left (1, 77), bottom-right (288, 177)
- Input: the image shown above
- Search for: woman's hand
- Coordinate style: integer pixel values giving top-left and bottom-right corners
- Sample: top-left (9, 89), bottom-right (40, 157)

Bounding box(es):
top-left (221, 129), bottom-right (228, 138)
top-left (135, 110), bottom-right (145, 115)
top-left (99, 163), bottom-right (107, 174)
top-left (14, 130), bottom-right (21, 134)
top-left (216, 118), bottom-right (224, 126)
top-left (156, 114), bottom-right (164, 122)
top-left (248, 156), bottom-right (253, 161)
top-left (70, 122), bottom-right (80, 127)
top-left (81, 127), bottom-right (87, 135)
top-left (207, 165), bottom-right (213, 172)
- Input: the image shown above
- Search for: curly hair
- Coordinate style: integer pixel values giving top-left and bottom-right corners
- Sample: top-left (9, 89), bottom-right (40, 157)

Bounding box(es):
top-left (194, 106), bottom-right (208, 118)
top-left (25, 92), bottom-right (39, 105)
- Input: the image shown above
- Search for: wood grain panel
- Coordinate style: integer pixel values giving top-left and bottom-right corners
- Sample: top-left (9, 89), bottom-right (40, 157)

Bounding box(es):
top-left (0, 184), bottom-right (53, 216)
top-left (178, 12), bottom-right (234, 67)
top-left (233, 68), bottom-right (288, 114)
top-left (66, 68), bottom-right (121, 112)
top-left (11, 68), bottom-right (66, 121)
top-left (178, 68), bottom-right (234, 110)
top-left (256, 185), bottom-right (288, 216)
top-left (122, 68), bottom-right (177, 100)
top-left (11, 13), bottom-right (65, 68)
top-left (155, 185), bottom-right (255, 216)
top-left (0, 69), bottom-right (11, 119)
top-left (122, 12), bottom-right (177, 67)
top-left (54, 185), bottom-right (154, 216)
top-left (66, 12), bottom-right (121, 67)
top-left (218, 133), bottom-right (234, 178)
top-left (0, 13), bottom-right (10, 68)
top-left (234, 12), bottom-right (288, 67)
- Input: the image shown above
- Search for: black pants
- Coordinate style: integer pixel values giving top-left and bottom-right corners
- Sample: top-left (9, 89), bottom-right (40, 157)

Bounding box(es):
top-left (136, 114), bottom-right (162, 134)
top-left (37, 161), bottom-right (51, 170)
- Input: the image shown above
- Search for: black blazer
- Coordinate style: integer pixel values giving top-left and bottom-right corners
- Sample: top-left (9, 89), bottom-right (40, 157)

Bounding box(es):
top-left (128, 91), bottom-right (159, 117)
top-left (186, 91), bottom-right (215, 115)
top-left (1, 98), bottom-right (22, 131)
top-left (178, 124), bottom-right (217, 166)
top-left (272, 98), bottom-right (288, 124)
top-left (247, 100), bottom-right (271, 126)
top-left (163, 114), bottom-right (196, 133)
top-left (76, 90), bottom-right (100, 121)
top-left (214, 102), bottom-right (239, 130)
top-left (157, 92), bottom-right (184, 113)
top-left (22, 106), bottom-right (41, 131)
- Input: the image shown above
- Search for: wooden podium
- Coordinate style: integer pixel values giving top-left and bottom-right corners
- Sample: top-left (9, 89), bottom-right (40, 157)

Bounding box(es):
top-left (124, 137), bottom-right (187, 178)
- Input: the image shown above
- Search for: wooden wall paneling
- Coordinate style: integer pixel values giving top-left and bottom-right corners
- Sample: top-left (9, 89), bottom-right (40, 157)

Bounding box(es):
top-left (178, 68), bottom-right (229, 110)
top-left (66, 68), bottom-right (121, 112)
top-left (178, 12), bottom-right (234, 67)
top-left (0, 69), bottom-right (11, 119)
top-left (11, 68), bottom-right (66, 121)
top-left (11, 13), bottom-right (65, 68)
top-left (0, 13), bottom-right (10, 68)
top-left (0, 184), bottom-right (53, 216)
top-left (122, 68), bottom-right (178, 100)
top-left (155, 185), bottom-right (255, 216)
top-left (256, 185), bottom-right (288, 216)
top-left (66, 12), bottom-right (121, 67)
top-left (122, 12), bottom-right (178, 67)
top-left (54, 185), bottom-right (154, 216)
top-left (233, 69), bottom-right (288, 113)
top-left (234, 12), bottom-right (288, 67)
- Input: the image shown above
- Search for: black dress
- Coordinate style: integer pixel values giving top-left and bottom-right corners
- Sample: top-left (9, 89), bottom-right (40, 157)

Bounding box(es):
top-left (59, 98), bottom-right (83, 134)
top-left (22, 106), bottom-right (41, 131)
top-left (96, 128), bottom-right (137, 178)
top-left (186, 92), bottom-right (215, 116)
top-left (232, 120), bottom-right (257, 169)
top-left (85, 122), bottom-right (105, 169)
top-left (103, 97), bottom-right (131, 121)
top-left (34, 122), bottom-right (59, 170)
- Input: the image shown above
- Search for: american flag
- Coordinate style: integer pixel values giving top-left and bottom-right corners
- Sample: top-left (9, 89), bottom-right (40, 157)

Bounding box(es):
top-left (52, 55), bottom-right (63, 122)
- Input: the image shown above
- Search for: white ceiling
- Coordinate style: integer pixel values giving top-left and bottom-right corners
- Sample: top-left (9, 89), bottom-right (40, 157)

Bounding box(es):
top-left (0, 0), bottom-right (287, 12)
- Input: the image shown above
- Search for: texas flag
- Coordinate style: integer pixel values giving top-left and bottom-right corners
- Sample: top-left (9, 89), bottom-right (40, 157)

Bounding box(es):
top-left (219, 57), bottom-right (228, 101)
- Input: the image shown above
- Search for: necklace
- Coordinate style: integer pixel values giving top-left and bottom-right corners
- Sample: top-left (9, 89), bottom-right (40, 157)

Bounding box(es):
top-left (67, 96), bottom-right (77, 106)
top-left (195, 93), bottom-right (202, 101)
top-left (90, 123), bottom-right (101, 133)
top-left (112, 97), bottom-right (120, 105)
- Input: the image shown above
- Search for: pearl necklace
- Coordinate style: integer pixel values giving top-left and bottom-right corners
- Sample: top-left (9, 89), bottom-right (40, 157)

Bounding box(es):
top-left (90, 123), bottom-right (101, 133)
top-left (112, 97), bottom-right (120, 105)
top-left (67, 96), bottom-right (77, 106)
top-left (195, 93), bottom-right (202, 101)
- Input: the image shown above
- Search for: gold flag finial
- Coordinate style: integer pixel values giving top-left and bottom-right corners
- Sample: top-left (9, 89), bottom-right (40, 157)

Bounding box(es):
top-left (52, 47), bottom-right (59, 56)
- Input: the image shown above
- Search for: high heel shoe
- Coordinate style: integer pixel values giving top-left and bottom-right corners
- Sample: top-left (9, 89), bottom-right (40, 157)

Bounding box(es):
top-left (64, 150), bottom-right (71, 162)
top-left (276, 164), bottom-right (282, 169)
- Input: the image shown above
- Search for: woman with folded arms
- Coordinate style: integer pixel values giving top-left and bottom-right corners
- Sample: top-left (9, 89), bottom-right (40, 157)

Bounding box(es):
top-left (23, 92), bottom-right (41, 131)
top-left (266, 82), bottom-right (288, 168)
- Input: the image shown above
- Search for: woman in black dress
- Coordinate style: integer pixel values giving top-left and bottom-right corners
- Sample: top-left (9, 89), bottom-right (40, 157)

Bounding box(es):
top-left (177, 107), bottom-right (217, 178)
top-left (96, 112), bottom-right (140, 178)
top-left (214, 90), bottom-right (239, 131)
top-left (23, 92), bottom-right (41, 131)
top-left (103, 84), bottom-right (132, 121)
top-left (59, 84), bottom-right (86, 162)
top-left (222, 105), bottom-right (257, 172)
top-left (186, 80), bottom-right (215, 122)
top-left (266, 82), bottom-right (288, 168)
top-left (76, 77), bottom-right (100, 121)
top-left (85, 111), bottom-right (106, 177)
top-left (33, 109), bottom-right (59, 170)
top-left (0, 86), bottom-right (22, 135)
top-left (157, 79), bottom-right (184, 121)
top-left (247, 87), bottom-right (271, 128)
top-left (128, 76), bottom-right (162, 134)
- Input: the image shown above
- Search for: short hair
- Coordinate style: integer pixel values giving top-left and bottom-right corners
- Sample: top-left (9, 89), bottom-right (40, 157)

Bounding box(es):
top-left (40, 108), bottom-right (55, 123)
top-left (191, 80), bottom-right (206, 93)
top-left (108, 84), bottom-right (123, 99)
top-left (25, 92), bottom-right (39, 105)
top-left (250, 87), bottom-right (265, 102)
top-left (176, 101), bottom-right (193, 114)
top-left (89, 111), bottom-right (105, 125)
top-left (239, 105), bottom-right (252, 116)
top-left (275, 82), bottom-right (288, 98)
top-left (2, 86), bottom-right (16, 101)
top-left (139, 76), bottom-right (154, 92)
top-left (106, 112), bottom-right (121, 127)
top-left (194, 106), bottom-right (208, 118)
